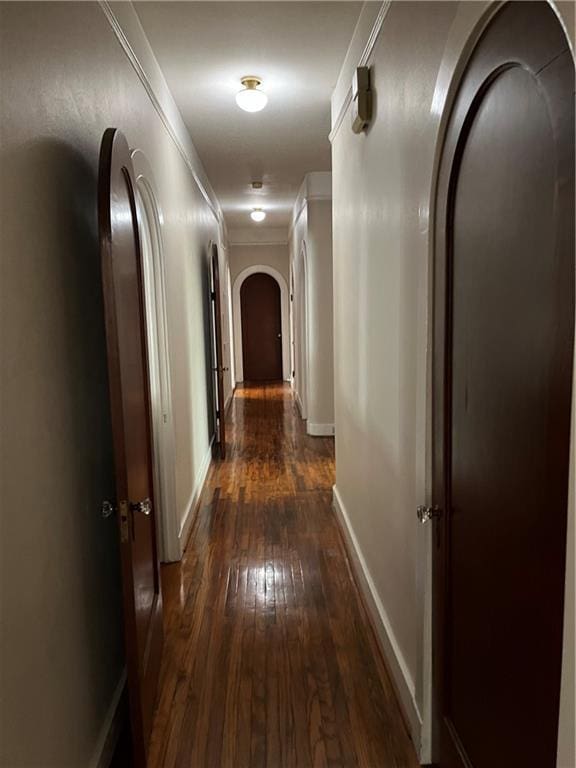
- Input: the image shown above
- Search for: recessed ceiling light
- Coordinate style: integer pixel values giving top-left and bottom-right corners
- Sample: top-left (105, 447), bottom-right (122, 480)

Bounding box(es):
top-left (250, 208), bottom-right (266, 222)
top-left (236, 77), bottom-right (268, 113)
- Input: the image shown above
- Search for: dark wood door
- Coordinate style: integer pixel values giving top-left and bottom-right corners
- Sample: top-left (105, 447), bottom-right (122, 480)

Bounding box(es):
top-left (241, 273), bottom-right (283, 381)
top-left (432, 4), bottom-right (575, 767)
top-left (98, 129), bottom-right (163, 767)
top-left (210, 244), bottom-right (226, 459)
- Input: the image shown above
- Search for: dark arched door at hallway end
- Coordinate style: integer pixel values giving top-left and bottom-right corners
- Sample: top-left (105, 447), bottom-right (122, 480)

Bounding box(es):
top-left (432, 3), bottom-right (574, 768)
top-left (241, 272), bottom-right (283, 381)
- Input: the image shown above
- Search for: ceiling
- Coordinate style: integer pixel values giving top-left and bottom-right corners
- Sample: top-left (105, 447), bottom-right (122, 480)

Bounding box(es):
top-left (134, 2), bottom-right (363, 231)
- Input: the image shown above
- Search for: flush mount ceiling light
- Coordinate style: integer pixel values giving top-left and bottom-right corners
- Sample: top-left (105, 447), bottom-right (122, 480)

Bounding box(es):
top-left (236, 77), bottom-right (268, 113)
top-left (250, 208), bottom-right (266, 222)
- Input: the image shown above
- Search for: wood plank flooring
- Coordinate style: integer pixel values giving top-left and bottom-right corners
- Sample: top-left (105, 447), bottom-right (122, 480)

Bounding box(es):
top-left (147, 383), bottom-right (419, 768)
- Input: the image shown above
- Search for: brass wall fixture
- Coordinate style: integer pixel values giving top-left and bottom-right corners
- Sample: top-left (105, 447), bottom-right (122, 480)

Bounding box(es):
top-left (351, 67), bottom-right (372, 133)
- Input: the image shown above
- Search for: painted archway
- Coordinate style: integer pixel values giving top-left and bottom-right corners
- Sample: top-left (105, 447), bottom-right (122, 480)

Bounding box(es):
top-left (131, 148), bottom-right (179, 563)
top-left (232, 265), bottom-right (291, 383)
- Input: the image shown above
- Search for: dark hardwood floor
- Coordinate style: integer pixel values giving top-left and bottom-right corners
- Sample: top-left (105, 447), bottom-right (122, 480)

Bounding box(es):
top-left (118, 382), bottom-right (419, 767)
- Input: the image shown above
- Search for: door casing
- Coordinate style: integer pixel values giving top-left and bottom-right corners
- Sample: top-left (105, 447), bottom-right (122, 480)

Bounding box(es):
top-left (132, 150), bottom-right (180, 564)
top-left (232, 264), bottom-right (291, 383)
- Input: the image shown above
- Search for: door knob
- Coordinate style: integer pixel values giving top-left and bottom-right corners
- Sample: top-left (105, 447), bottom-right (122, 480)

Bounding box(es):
top-left (130, 498), bottom-right (152, 516)
top-left (101, 500), bottom-right (115, 519)
top-left (417, 505), bottom-right (442, 523)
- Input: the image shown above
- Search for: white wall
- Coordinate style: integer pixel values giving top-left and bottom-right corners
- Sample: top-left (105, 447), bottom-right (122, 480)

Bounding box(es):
top-left (331, 1), bottom-right (575, 764)
top-left (0, 2), bottom-right (222, 765)
top-left (229, 242), bottom-right (290, 286)
top-left (290, 173), bottom-right (335, 434)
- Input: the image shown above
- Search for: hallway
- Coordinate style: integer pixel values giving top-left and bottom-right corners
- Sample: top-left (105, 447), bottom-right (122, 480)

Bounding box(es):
top-left (147, 384), bottom-right (418, 768)
top-left (2, 2), bottom-right (575, 766)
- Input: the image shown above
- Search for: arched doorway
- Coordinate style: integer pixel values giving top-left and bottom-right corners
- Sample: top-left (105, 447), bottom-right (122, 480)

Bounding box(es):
top-left (131, 149), bottom-right (179, 564)
top-left (240, 273), bottom-right (282, 381)
top-left (430, 3), bottom-right (574, 766)
top-left (232, 265), bottom-right (290, 382)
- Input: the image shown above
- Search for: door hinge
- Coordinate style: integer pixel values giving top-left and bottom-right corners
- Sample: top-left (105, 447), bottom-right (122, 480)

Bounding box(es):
top-left (211, 290), bottom-right (216, 300)
top-left (216, 408), bottom-right (221, 419)
top-left (119, 500), bottom-right (130, 542)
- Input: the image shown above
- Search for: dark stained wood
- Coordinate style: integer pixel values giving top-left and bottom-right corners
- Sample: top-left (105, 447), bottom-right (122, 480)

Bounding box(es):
top-left (147, 383), bottom-right (419, 768)
top-left (432, 4), bottom-right (574, 767)
top-left (241, 273), bottom-right (283, 381)
top-left (211, 243), bottom-right (226, 459)
top-left (98, 128), bottom-right (163, 768)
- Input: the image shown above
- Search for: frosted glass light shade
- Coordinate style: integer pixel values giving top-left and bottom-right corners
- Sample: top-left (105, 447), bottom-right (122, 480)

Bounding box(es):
top-left (250, 209), bottom-right (266, 222)
top-left (236, 78), bottom-right (268, 112)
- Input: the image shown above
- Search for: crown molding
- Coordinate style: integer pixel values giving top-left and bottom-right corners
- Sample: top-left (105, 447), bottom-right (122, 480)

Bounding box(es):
top-left (288, 196), bottom-right (330, 241)
top-left (307, 193), bottom-right (332, 201)
top-left (227, 226), bottom-right (288, 247)
top-left (288, 172), bottom-right (332, 241)
top-left (329, 1), bottom-right (392, 144)
top-left (229, 240), bottom-right (289, 246)
top-left (99, 1), bottom-right (223, 228)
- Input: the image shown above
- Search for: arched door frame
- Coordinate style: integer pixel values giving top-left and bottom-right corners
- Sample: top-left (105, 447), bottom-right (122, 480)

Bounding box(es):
top-left (232, 265), bottom-right (290, 383)
top-left (421, 4), bottom-right (575, 764)
top-left (131, 148), bottom-right (180, 563)
top-left (226, 264), bottom-right (235, 387)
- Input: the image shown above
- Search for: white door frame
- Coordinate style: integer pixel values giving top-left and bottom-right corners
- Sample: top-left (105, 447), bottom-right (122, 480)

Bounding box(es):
top-left (295, 242), bottom-right (309, 418)
top-left (131, 149), bottom-right (180, 563)
top-left (226, 264), bottom-right (235, 390)
top-left (232, 265), bottom-right (291, 382)
top-left (289, 266), bottom-right (296, 386)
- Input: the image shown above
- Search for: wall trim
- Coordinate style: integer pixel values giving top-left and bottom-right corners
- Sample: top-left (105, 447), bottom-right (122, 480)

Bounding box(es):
top-left (89, 669), bottom-right (127, 768)
top-left (329, 0), bottom-right (392, 144)
top-left (232, 265), bottom-right (291, 383)
top-left (225, 386), bottom-right (235, 414)
top-left (293, 241), bottom-right (309, 419)
top-left (295, 391), bottom-right (305, 419)
top-left (179, 437), bottom-right (214, 550)
top-left (307, 422), bottom-right (335, 437)
top-left (99, 1), bottom-right (223, 229)
top-left (332, 485), bottom-right (423, 756)
top-left (131, 149), bottom-right (181, 564)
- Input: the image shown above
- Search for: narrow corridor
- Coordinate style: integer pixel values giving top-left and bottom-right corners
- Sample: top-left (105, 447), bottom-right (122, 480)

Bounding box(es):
top-left (147, 383), bottom-right (419, 768)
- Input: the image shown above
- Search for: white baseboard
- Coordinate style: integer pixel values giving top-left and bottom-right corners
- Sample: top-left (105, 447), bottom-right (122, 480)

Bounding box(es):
top-left (332, 485), bottom-right (423, 755)
top-left (89, 668), bottom-right (127, 768)
top-left (307, 422), bottom-right (335, 437)
top-left (179, 437), bottom-right (214, 549)
top-left (224, 387), bottom-right (235, 413)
